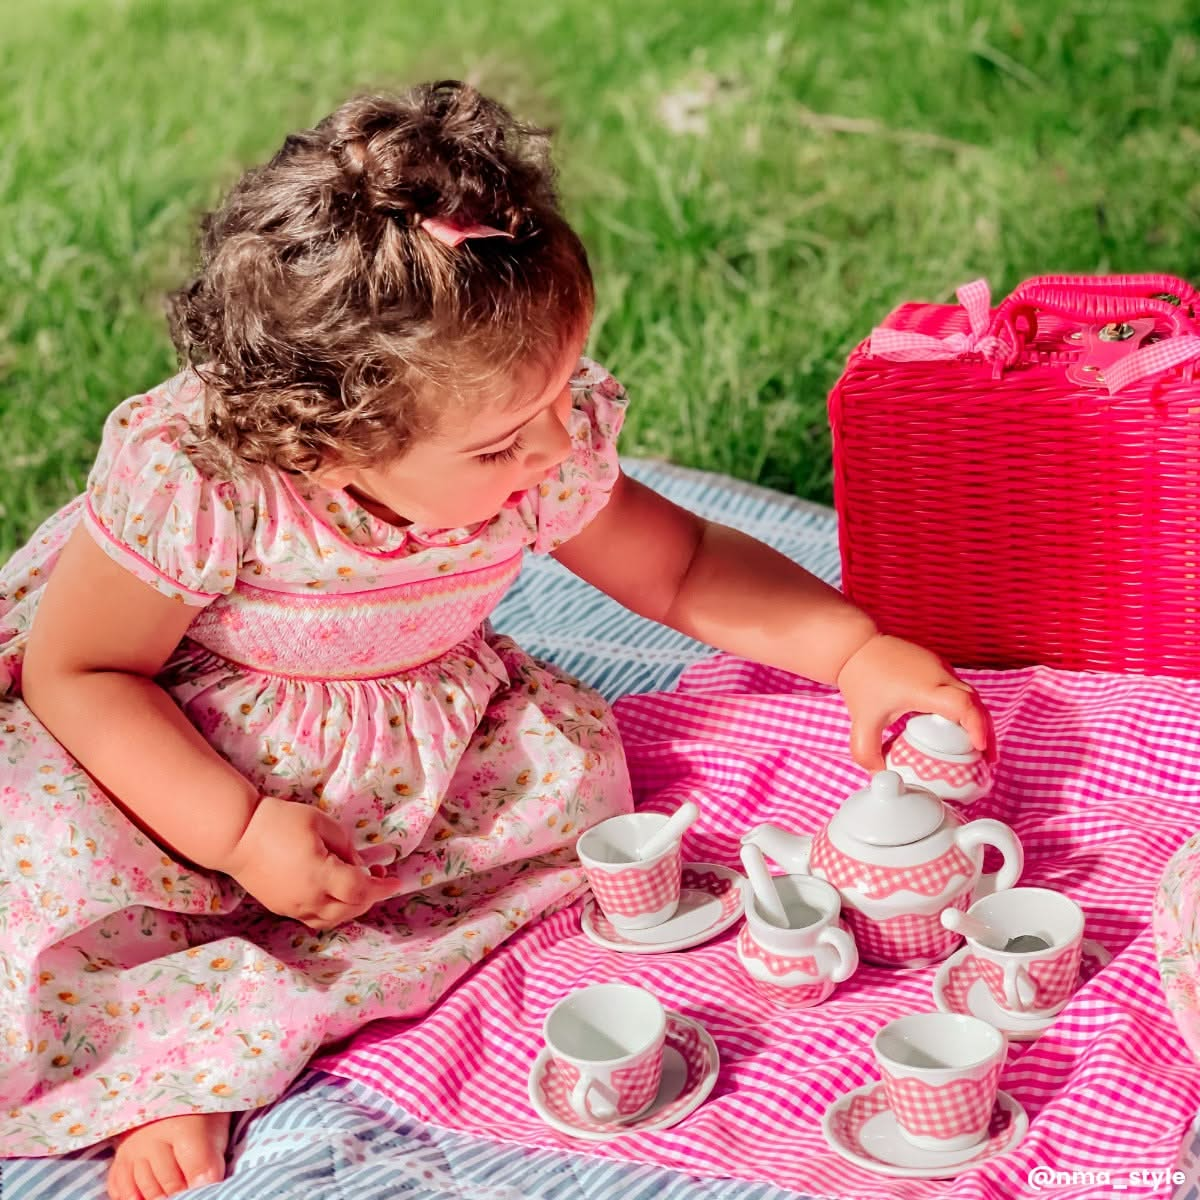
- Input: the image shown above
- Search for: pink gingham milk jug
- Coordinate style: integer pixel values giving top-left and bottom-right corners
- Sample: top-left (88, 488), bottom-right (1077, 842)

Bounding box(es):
top-left (735, 873), bottom-right (859, 1007)
top-left (741, 771), bottom-right (1024, 968)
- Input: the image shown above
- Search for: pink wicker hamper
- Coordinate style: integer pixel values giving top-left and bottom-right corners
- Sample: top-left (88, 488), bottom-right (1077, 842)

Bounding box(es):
top-left (828, 274), bottom-right (1200, 676)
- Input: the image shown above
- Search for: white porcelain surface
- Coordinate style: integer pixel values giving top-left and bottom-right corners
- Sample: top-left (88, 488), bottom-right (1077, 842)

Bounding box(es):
top-left (905, 715), bottom-right (976, 758)
top-left (579, 863), bottom-right (745, 954)
top-left (831, 771), bottom-right (945, 847)
top-left (529, 1012), bottom-right (719, 1142)
top-left (932, 940), bottom-right (1112, 1041)
top-left (822, 1084), bottom-right (1028, 1179)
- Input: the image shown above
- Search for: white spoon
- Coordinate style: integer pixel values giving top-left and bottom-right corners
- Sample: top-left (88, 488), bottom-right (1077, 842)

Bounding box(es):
top-left (940, 907), bottom-right (1051, 953)
top-left (636, 800), bottom-right (700, 861)
top-left (739, 843), bottom-right (788, 927)
top-left (939, 907), bottom-right (1007, 951)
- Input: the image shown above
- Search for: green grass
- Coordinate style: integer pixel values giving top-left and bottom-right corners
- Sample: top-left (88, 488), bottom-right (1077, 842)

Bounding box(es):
top-left (3, 0), bottom-right (1199, 555)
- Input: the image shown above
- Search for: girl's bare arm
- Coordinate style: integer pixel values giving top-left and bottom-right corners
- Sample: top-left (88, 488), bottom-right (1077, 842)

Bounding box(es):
top-left (21, 524), bottom-right (259, 869)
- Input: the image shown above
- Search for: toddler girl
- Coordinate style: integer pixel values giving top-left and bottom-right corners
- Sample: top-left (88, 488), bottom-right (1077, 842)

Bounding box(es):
top-left (0, 81), bottom-right (990, 1200)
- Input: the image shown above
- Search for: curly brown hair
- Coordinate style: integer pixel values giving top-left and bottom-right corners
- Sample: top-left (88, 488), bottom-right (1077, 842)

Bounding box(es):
top-left (169, 81), bottom-right (594, 477)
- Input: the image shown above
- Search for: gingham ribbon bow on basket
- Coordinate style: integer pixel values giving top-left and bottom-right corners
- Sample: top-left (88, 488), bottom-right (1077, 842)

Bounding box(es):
top-left (867, 280), bottom-right (1011, 371)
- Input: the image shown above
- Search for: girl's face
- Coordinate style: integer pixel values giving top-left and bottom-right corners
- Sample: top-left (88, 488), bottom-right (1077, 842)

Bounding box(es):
top-left (320, 326), bottom-right (588, 530)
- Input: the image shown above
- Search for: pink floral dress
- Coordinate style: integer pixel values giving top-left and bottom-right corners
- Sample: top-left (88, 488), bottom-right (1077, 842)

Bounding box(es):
top-left (0, 359), bottom-right (633, 1155)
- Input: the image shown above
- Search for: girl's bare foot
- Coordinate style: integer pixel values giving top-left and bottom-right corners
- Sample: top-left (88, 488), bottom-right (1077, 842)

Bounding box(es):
top-left (107, 1111), bottom-right (231, 1200)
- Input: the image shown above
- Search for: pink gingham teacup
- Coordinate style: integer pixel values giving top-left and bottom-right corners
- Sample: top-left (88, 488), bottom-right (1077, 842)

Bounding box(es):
top-left (873, 1012), bottom-right (1006, 1151)
top-left (960, 887), bottom-right (1085, 1017)
top-left (543, 983), bottom-right (667, 1124)
top-left (577, 813), bottom-right (683, 931)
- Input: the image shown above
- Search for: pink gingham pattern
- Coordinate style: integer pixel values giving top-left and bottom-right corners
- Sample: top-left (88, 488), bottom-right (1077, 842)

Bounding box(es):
top-left (610, 1054), bottom-right (664, 1115)
top-left (587, 865), bottom-right (738, 944)
top-left (737, 925), bottom-right (820, 978)
top-left (536, 1018), bottom-right (706, 1133)
top-left (322, 659), bottom-right (1200, 1200)
top-left (1102, 331), bottom-right (1200, 392)
top-left (585, 846), bottom-right (682, 919)
top-left (844, 896), bottom-right (969, 966)
top-left (976, 942), bottom-right (1085, 1013)
top-left (867, 279), bottom-right (1011, 366)
top-left (832, 1082), bottom-right (1017, 1161)
top-left (886, 736), bottom-right (992, 790)
top-left (880, 1061), bottom-right (1002, 1141)
top-left (810, 828), bottom-right (975, 902)
top-left (750, 977), bottom-right (833, 1008)
top-left (548, 1052), bottom-right (661, 1118)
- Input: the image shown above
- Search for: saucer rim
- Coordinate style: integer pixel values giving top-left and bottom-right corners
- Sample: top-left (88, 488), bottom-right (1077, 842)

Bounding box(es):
top-left (580, 862), bottom-right (746, 954)
top-left (931, 940), bottom-right (1111, 1040)
top-left (821, 1083), bottom-right (1028, 1179)
top-left (527, 1011), bottom-right (720, 1143)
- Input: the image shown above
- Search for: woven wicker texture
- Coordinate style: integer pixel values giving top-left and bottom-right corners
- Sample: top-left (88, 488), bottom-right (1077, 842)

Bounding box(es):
top-left (829, 273), bottom-right (1200, 676)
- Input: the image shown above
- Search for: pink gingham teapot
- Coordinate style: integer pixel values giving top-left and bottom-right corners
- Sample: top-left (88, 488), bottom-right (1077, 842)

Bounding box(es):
top-left (740, 771), bottom-right (1023, 968)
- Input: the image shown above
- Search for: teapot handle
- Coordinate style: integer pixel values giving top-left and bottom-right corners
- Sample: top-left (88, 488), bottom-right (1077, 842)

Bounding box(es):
top-left (954, 819), bottom-right (1024, 893)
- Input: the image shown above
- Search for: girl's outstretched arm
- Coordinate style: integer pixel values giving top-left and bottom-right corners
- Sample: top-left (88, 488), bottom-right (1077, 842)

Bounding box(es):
top-left (552, 475), bottom-right (990, 769)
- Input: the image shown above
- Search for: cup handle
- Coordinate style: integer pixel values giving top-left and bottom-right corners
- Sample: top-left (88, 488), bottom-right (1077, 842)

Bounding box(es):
top-left (570, 1075), bottom-right (617, 1123)
top-left (1004, 964), bottom-right (1037, 1012)
top-left (818, 924), bottom-right (859, 984)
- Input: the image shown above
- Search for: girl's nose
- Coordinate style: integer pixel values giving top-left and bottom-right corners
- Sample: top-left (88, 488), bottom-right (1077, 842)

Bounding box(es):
top-left (524, 392), bottom-right (574, 469)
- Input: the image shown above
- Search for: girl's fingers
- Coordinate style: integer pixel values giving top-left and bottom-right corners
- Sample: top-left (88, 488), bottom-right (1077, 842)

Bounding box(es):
top-left (322, 855), bottom-right (401, 907)
top-left (849, 716), bottom-right (888, 773)
top-left (927, 685), bottom-right (994, 759)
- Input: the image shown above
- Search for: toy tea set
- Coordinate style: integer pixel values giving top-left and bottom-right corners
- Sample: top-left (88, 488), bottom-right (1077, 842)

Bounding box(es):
top-left (528, 715), bottom-right (1110, 1178)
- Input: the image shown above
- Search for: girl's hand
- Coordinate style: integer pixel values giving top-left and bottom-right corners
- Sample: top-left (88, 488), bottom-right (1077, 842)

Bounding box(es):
top-left (835, 634), bottom-right (994, 773)
top-left (221, 795), bottom-right (401, 930)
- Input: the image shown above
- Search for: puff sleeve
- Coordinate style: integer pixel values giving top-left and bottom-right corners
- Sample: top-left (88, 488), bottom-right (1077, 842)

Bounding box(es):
top-left (526, 359), bottom-right (629, 554)
top-left (81, 385), bottom-right (248, 605)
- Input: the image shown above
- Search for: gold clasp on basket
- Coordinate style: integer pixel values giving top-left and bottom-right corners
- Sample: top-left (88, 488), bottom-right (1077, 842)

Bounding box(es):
top-left (1064, 317), bottom-right (1158, 388)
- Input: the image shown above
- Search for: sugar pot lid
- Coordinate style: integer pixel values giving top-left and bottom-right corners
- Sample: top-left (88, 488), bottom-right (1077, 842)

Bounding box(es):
top-left (903, 714), bottom-right (975, 757)
top-left (832, 770), bottom-right (945, 847)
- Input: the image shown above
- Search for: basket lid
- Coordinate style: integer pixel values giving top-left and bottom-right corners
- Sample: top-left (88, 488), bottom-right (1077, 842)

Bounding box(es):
top-left (833, 770), bottom-right (944, 847)
top-left (904, 714), bottom-right (976, 758)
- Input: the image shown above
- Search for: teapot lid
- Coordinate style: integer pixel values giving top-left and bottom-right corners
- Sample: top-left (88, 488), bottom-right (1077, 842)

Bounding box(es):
top-left (904, 714), bottom-right (976, 758)
top-left (833, 770), bottom-right (944, 847)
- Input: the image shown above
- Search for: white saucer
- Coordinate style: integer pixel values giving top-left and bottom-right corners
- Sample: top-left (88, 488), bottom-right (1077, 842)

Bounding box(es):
top-left (580, 863), bottom-right (746, 953)
top-left (528, 1011), bottom-right (720, 1142)
top-left (823, 1083), bottom-right (1028, 1178)
top-left (932, 938), bottom-right (1112, 1040)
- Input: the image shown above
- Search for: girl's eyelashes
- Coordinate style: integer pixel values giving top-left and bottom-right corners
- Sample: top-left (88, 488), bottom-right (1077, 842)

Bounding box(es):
top-left (476, 435), bottom-right (524, 464)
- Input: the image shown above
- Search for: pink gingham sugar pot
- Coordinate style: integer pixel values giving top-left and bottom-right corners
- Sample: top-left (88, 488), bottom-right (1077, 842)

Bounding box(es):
top-left (885, 714), bottom-right (994, 806)
top-left (741, 771), bottom-right (1024, 968)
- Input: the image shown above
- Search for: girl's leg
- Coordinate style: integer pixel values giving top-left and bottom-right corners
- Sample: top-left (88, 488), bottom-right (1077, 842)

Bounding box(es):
top-left (106, 1111), bottom-right (231, 1200)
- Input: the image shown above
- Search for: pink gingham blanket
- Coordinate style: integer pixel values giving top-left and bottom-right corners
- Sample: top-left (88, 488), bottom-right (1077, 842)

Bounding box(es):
top-left (320, 656), bottom-right (1200, 1199)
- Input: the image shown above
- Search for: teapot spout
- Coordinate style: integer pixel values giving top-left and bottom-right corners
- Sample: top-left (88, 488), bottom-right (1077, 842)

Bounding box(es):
top-left (740, 823), bottom-right (813, 875)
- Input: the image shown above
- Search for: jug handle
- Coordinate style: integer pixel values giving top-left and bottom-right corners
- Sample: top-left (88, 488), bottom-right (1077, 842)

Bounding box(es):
top-left (954, 819), bottom-right (1024, 894)
top-left (818, 925), bottom-right (859, 984)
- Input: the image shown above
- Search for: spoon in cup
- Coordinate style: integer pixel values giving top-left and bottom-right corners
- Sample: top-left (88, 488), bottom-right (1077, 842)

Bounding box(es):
top-left (739, 842), bottom-right (789, 927)
top-left (636, 800), bottom-right (700, 862)
top-left (940, 907), bottom-right (1050, 953)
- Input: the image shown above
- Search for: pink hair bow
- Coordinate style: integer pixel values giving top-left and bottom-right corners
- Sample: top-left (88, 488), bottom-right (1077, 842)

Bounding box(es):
top-left (868, 279), bottom-right (1011, 371)
top-left (418, 215), bottom-right (514, 248)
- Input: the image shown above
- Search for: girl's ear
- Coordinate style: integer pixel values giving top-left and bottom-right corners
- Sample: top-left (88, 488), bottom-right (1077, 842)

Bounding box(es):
top-left (312, 461), bottom-right (357, 491)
